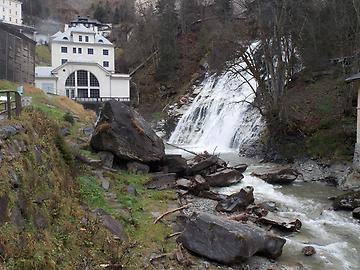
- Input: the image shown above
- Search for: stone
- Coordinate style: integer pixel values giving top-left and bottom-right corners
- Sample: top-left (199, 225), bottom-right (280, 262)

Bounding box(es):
top-left (352, 207), bottom-right (360, 219)
top-left (176, 175), bottom-right (210, 195)
top-left (233, 164), bottom-right (248, 173)
top-left (145, 173), bottom-right (177, 190)
top-left (0, 125), bottom-right (21, 139)
top-left (60, 127), bottom-right (71, 137)
top-left (259, 212), bottom-right (302, 232)
top-left (302, 246), bottom-right (316, 256)
top-left (333, 192), bottom-right (360, 211)
top-left (83, 126), bottom-right (94, 138)
top-left (127, 185), bottom-right (138, 196)
top-left (0, 195), bottom-right (9, 224)
top-left (252, 168), bottom-right (299, 184)
top-left (9, 169), bottom-right (21, 189)
top-left (90, 101), bottom-right (165, 164)
top-left (188, 156), bottom-right (219, 175)
top-left (101, 178), bottom-right (111, 191)
top-left (98, 151), bottom-right (114, 168)
top-left (95, 208), bottom-right (128, 242)
top-left (205, 169), bottom-right (244, 187)
top-left (33, 209), bottom-right (48, 229)
top-left (127, 162), bottom-right (150, 174)
top-left (163, 154), bottom-right (188, 174)
top-left (178, 212), bottom-right (286, 264)
top-left (216, 186), bottom-right (254, 212)
top-left (10, 205), bottom-right (25, 232)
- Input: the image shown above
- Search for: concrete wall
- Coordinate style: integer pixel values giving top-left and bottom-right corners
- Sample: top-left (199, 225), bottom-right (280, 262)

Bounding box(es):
top-left (35, 77), bottom-right (57, 94)
top-left (0, 23), bottom-right (35, 84)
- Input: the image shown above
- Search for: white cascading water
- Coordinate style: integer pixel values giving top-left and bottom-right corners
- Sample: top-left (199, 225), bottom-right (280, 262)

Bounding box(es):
top-left (169, 60), bottom-right (264, 152)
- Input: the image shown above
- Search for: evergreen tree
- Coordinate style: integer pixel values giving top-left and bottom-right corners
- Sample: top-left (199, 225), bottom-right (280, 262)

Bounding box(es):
top-left (93, 4), bottom-right (106, 22)
top-left (156, 0), bottom-right (179, 80)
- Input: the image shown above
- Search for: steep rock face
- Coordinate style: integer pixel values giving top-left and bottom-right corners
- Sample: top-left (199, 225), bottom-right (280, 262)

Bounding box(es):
top-left (178, 212), bottom-right (286, 264)
top-left (90, 101), bottom-right (165, 165)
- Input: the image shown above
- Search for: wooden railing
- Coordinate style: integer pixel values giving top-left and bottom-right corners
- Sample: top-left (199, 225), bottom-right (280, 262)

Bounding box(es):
top-left (0, 90), bottom-right (22, 120)
top-left (74, 97), bottom-right (130, 103)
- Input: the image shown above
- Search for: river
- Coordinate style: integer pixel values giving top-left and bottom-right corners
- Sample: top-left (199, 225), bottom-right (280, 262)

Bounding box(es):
top-left (167, 148), bottom-right (360, 270)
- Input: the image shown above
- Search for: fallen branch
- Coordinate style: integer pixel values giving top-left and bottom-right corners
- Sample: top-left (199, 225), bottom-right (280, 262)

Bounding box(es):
top-left (149, 253), bottom-right (172, 264)
top-left (165, 142), bottom-right (199, 156)
top-left (165, 232), bottom-right (182, 239)
top-left (153, 204), bottom-right (191, 224)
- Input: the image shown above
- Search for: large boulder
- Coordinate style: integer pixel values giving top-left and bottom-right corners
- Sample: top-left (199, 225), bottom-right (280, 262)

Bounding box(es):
top-left (205, 169), bottom-right (244, 187)
top-left (252, 168), bottom-right (299, 185)
top-left (90, 101), bottom-right (165, 164)
top-left (216, 186), bottom-right (254, 212)
top-left (178, 212), bottom-right (286, 264)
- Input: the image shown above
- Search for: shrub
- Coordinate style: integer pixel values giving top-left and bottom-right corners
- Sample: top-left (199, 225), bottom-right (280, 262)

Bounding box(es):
top-left (63, 112), bottom-right (75, 125)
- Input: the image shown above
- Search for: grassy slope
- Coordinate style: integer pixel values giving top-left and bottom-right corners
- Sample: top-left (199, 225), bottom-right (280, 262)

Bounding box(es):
top-left (280, 70), bottom-right (356, 161)
top-left (35, 45), bottom-right (51, 66)
top-left (0, 82), bottom-right (197, 269)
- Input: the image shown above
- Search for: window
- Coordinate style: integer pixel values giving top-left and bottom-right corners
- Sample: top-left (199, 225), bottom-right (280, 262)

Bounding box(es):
top-left (65, 72), bottom-right (75, 86)
top-left (66, 89), bottom-right (75, 98)
top-left (85, 36), bottom-right (89, 42)
top-left (61, 46), bottom-right (67, 53)
top-left (77, 89), bottom-right (88, 98)
top-left (77, 70), bottom-right (88, 86)
top-left (103, 49), bottom-right (109, 55)
top-left (79, 35), bottom-right (83, 42)
top-left (88, 48), bottom-right (94, 55)
top-left (103, 61), bottom-right (109, 67)
top-left (98, 39), bottom-right (103, 43)
top-left (61, 59), bottom-right (68, 65)
top-left (73, 47), bottom-right (76, 53)
top-left (63, 37), bottom-right (68, 40)
top-left (78, 48), bottom-right (82, 54)
top-left (90, 89), bottom-right (100, 98)
top-left (90, 73), bottom-right (99, 87)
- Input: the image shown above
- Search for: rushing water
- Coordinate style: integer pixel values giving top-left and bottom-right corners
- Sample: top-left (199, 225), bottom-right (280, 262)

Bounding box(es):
top-left (169, 63), bottom-right (264, 152)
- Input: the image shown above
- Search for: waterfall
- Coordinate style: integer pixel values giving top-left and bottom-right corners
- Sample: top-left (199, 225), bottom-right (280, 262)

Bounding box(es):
top-left (169, 60), bottom-right (264, 153)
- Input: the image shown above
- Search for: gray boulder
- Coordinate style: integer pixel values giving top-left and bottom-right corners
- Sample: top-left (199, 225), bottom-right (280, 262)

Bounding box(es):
top-left (90, 101), bottom-right (165, 164)
top-left (252, 168), bottom-right (299, 185)
top-left (216, 186), bottom-right (254, 212)
top-left (206, 169), bottom-right (244, 187)
top-left (178, 212), bottom-right (286, 264)
top-left (333, 192), bottom-right (360, 210)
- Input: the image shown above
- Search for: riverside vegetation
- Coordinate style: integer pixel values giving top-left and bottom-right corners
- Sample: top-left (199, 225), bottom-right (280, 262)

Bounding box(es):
top-left (0, 82), bottom-right (194, 269)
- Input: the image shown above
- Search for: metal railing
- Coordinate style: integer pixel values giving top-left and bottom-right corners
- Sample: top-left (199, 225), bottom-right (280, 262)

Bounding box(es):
top-left (74, 97), bottom-right (130, 103)
top-left (0, 90), bottom-right (22, 120)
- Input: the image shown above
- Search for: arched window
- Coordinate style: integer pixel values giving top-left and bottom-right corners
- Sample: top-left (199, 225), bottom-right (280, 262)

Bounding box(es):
top-left (65, 70), bottom-right (100, 99)
top-left (98, 39), bottom-right (103, 43)
top-left (63, 37), bottom-right (69, 40)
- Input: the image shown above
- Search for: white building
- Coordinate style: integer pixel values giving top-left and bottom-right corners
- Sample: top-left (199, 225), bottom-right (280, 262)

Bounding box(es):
top-left (0, 0), bottom-right (22, 25)
top-left (35, 17), bottom-right (130, 102)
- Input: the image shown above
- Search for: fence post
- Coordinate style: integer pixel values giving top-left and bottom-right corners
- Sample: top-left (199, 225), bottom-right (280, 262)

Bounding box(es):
top-left (15, 92), bottom-right (22, 116)
top-left (6, 91), bottom-right (11, 120)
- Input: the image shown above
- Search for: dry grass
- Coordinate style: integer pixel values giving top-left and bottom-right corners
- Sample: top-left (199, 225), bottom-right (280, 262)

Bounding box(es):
top-left (53, 96), bottom-right (96, 122)
top-left (23, 84), bottom-right (43, 95)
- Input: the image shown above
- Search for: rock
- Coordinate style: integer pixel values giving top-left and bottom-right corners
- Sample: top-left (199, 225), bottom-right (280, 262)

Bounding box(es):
top-left (0, 195), bottom-right (9, 224)
top-left (10, 205), bottom-right (25, 231)
top-left (60, 127), bottom-right (71, 137)
top-left (163, 155), bottom-right (188, 174)
top-left (352, 207), bottom-right (360, 219)
top-left (33, 209), bottom-right (48, 229)
top-left (205, 169), bottom-right (244, 187)
top-left (83, 126), bottom-right (94, 138)
top-left (95, 209), bottom-right (128, 242)
top-left (176, 175), bottom-right (210, 195)
top-left (302, 246), bottom-right (316, 256)
top-left (90, 101), bottom-right (165, 165)
top-left (232, 164), bottom-right (248, 173)
top-left (98, 151), bottom-right (114, 168)
top-left (9, 170), bottom-right (21, 188)
top-left (178, 212), bottom-right (286, 264)
top-left (127, 162), bottom-right (150, 174)
top-left (216, 186), bottom-right (255, 212)
top-left (101, 178), bottom-right (110, 191)
top-left (0, 125), bottom-right (23, 139)
top-left (127, 185), bottom-right (138, 196)
top-left (188, 156), bottom-right (219, 175)
top-left (197, 190), bottom-right (227, 201)
top-left (259, 212), bottom-right (302, 232)
top-left (145, 173), bottom-right (177, 190)
top-left (252, 168), bottom-right (299, 184)
top-left (333, 192), bottom-right (360, 211)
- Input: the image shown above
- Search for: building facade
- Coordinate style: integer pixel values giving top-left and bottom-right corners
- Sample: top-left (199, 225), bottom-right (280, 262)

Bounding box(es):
top-left (35, 17), bottom-right (130, 101)
top-left (0, 22), bottom-right (36, 84)
top-left (0, 0), bottom-right (22, 25)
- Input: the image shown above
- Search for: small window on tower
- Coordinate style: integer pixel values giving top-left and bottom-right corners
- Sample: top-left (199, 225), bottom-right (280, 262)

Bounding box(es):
top-left (61, 47), bottom-right (67, 53)
top-left (79, 35), bottom-right (83, 42)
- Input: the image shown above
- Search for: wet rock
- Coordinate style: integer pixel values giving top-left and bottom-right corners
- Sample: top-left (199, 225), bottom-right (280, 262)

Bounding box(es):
top-left (90, 101), bottom-right (165, 165)
top-left (216, 186), bottom-right (255, 213)
top-left (233, 164), bottom-right (248, 173)
top-left (333, 192), bottom-right (360, 211)
top-left (33, 209), bottom-right (48, 229)
top-left (259, 212), bottom-right (302, 232)
top-left (352, 207), bottom-right (360, 219)
top-left (188, 156), bottom-right (219, 176)
top-left (127, 162), bottom-right (150, 174)
top-left (98, 151), bottom-right (114, 168)
top-left (95, 208), bottom-right (128, 242)
top-left (302, 246), bottom-right (316, 256)
top-left (205, 169), bottom-right (244, 187)
top-left (163, 154), bottom-right (188, 174)
top-left (178, 212), bottom-right (286, 264)
top-left (176, 175), bottom-right (210, 195)
top-left (145, 173), bottom-right (177, 190)
top-left (0, 195), bottom-right (9, 224)
top-left (252, 168), bottom-right (299, 185)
